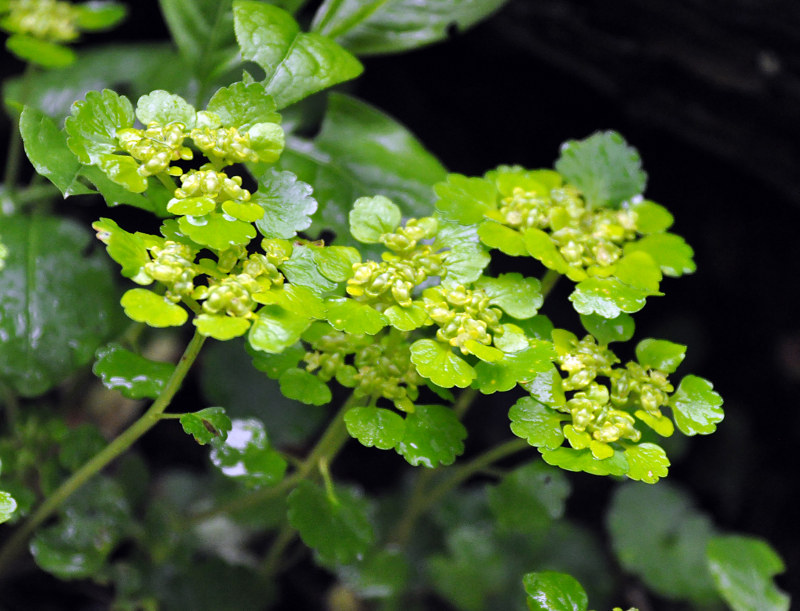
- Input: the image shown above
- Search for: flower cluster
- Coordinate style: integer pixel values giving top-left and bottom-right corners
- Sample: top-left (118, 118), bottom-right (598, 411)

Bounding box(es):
top-left (117, 122), bottom-right (192, 178)
top-left (1, 0), bottom-right (80, 41)
top-left (422, 284), bottom-right (503, 356)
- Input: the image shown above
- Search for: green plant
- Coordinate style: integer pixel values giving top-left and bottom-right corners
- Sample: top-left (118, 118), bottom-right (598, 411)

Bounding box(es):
top-left (0, 1), bottom-right (791, 610)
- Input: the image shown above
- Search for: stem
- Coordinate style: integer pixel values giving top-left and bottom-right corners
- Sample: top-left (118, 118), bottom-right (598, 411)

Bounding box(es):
top-left (260, 520), bottom-right (297, 577)
top-left (540, 268), bottom-right (561, 299)
top-left (388, 437), bottom-right (530, 546)
top-left (0, 329), bottom-right (206, 576)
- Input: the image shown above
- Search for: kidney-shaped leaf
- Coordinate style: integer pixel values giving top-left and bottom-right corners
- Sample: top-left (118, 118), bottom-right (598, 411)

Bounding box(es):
top-left (396, 404), bottom-right (466, 468)
top-left (523, 571), bottom-right (588, 611)
top-left (93, 343), bottom-right (175, 399)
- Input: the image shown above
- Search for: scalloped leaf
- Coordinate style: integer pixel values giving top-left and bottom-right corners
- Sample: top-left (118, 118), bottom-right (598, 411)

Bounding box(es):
top-left (120, 288), bottom-right (188, 327)
top-left (233, 1), bottom-right (363, 109)
top-left (344, 406), bottom-right (405, 450)
top-left (92, 217), bottom-right (152, 283)
top-left (475, 273), bottom-right (543, 319)
top-left (65, 89), bottom-right (134, 164)
top-left (287, 480), bottom-right (374, 565)
top-left (522, 571), bottom-right (588, 611)
top-left (636, 338), bottom-right (686, 373)
top-left (410, 339), bottom-right (476, 389)
top-left (624, 233), bottom-right (696, 277)
top-left (278, 368), bottom-right (332, 405)
top-left (93, 343), bottom-right (174, 400)
top-left (434, 173), bottom-right (497, 224)
top-left (508, 396), bottom-right (566, 450)
top-left (555, 131), bottom-right (646, 210)
top-left (623, 442), bottom-right (670, 483)
top-left (177, 213), bottom-right (256, 251)
top-left (441, 242), bottom-right (491, 284)
top-left (396, 404), bottom-right (466, 467)
top-left (249, 305), bottom-right (312, 353)
top-left (569, 277), bottom-right (652, 318)
top-left (669, 375), bottom-right (724, 435)
top-left (474, 342), bottom-right (555, 394)
top-left (477, 221), bottom-right (527, 256)
top-left (325, 298), bottom-right (388, 335)
top-left (540, 447), bottom-right (629, 477)
top-left (179, 407), bottom-right (232, 445)
top-left (579, 312), bottom-right (635, 345)
top-left (135, 90), bottom-right (196, 127)
top-left (193, 314), bottom-right (252, 340)
top-left (207, 81), bottom-right (281, 129)
top-left (252, 168), bottom-right (318, 239)
top-left (349, 195), bottom-right (402, 243)
top-left (384, 303), bottom-right (430, 331)
top-left (279, 244), bottom-right (338, 294)
top-left (521, 364), bottom-right (566, 407)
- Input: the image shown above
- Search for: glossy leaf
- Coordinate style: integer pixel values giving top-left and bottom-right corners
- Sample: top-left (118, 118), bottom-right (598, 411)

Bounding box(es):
top-left (441, 241), bottom-right (491, 284)
top-left (607, 483), bottom-right (719, 602)
top-left (0, 491), bottom-right (17, 525)
top-left (579, 312), bottom-right (634, 345)
top-left (135, 90), bottom-right (196, 127)
top-left (523, 571), bottom-right (588, 611)
top-left (410, 339), bottom-right (476, 388)
top-left (509, 396), bottom-right (566, 450)
top-left (474, 342), bottom-right (555, 394)
top-left (249, 305), bottom-right (312, 353)
top-left (5, 34), bottom-right (76, 68)
top-left (623, 442), bottom-right (670, 484)
top-left (210, 418), bottom-right (287, 487)
top-left (91, 218), bottom-right (152, 283)
top-left (635, 338), bottom-right (686, 373)
top-left (312, 0), bottom-right (509, 55)
top-left (177, 213), bottom-right (256, 250)
top-left (279, 244), bottom-right (338, 294)
top-left (252, 168), bottom-right (318, 239)
top-left (706, 536), bottom-right (790, 611)
top-left (384, 303), bottom-right (430, 331)
top-left (540, 447), bottom-right (629, 477)
top-left (278, 367), bottom-right (332, 405)
top-left (278, 93), bottom-right (446, 240)
top-left (613, 251), bottom-right (662, 292)
top-left (569, 277), bottom-right (652, 318)
top-left (434, 173), bottom-right (497, 224)
top-left (248, 342), bottom-right (304, 379)
top-left (521, 364), bottom-right (567, 407)
top-left (233, 1), bottom-right (363, 109)
top-left (65, 89), bottom-right (134, 164)
top-left (477, 221), bottom-right (527, 256)
top-left (669, 375), bottom-right (724, 436)
top-left (179, 407), bottom-right (233, 445)
top-left (0, 215), bottom-right (118, 397)
top-left (287, 480), bottom-right (374, 565)
top-left (325, 297), bottom-right (388, 335)
top-left (311, 245), bottom-right (361, 282)
top-left (475, 273), bottom-right (543, 319)
top-left (624, 233), bottom-right (696, 277)
top-left (349, 195), bottom-right (402, 243)
top-left (254, 284), bottom-right (326, 319)
top-left (120, 288), bottom-right (188, 327)
top-left (93, 343), bottom-right (174, 400)
top-left (396, 404), bottom-right (466, 467)
top-left (344, 406), bottom-right (405, 450)
top-left (193, 314), bottom-right (252, 340)
top-left (555, 131), bottom-right (646, 209)
top-left (488, 461), bottom-right (570, 534)
top-left (523, 228), bottom-right (586, 282)
top-left (206, 81), bottom-right (281, 129)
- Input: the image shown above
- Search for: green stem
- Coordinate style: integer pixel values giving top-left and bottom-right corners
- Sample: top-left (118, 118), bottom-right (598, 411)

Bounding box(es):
top-left (0, 329), bottom-right (206, 576)
top-left (388, 437), bottom-right (530, 546)
top-left (260, 520), bottom-right (297, 577)
top-left (540, 268), bottom-right (561, 299)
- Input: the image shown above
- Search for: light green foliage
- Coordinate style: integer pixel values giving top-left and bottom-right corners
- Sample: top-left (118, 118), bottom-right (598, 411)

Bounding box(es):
top-left (209, 418), bottom-right (287, 487)
top-left (349, 195), bottom-right (402, 243)
top-left (635, 338), bottom-right (686, 373)
top-left (93, 343), bottom-right (175, 399)
top-left (669, 375), bottom-right (724, 435)
top-left (287, 480), bottom-right (374, 565)
top-left (344, 406), bottom-right (405, 450)
top-left (410, 338), bottom-right (476, 388)
top-left (179, 407), bottom-right (232, 445)
top-left (523, 571), bottom-right (588, 611)
top-left (475, 273), bottom-right (543, 319)
top-left (0, 491), bottom-right (16, 524)
top-left (569, 277), bottom-right (653, 318)
top-left (396, 404), bottom-right (466, 467)
top-left (120, 288), bottom-right (188, 327)
top-left (252, 168), bottom-right (318, 239)
top-left (579, 312), bottom-right (635, 344)
top-left (706, 536), bottom-right (790, 611)
top-left (278, 367), bottom-right (332, 405)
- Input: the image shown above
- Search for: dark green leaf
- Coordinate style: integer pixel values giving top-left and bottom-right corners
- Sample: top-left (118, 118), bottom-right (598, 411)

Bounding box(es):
top-left (180, 407), bottom-right (233, 445)
top-left (522, 571), bottom-right (588, 611)
top-left (210, 418), bottom-right (287, 486)
top-left (579, 312), bottom-right (635, 345)
top-left (344, 406), bottom-right (405, 450)
top-left (57, 425), bottom-right (106, 472)
top-left (410, 339), bottom-right (476, 389)
top-left (233, 1), bottom-right (363, 109)
top-left (93, 343), bottom-right (175, 400)
top-left (278, 367), bottom-right (332, 405)
top-left (635, 338), bottom-right (686, 373)
top-left (0, 215), bottom-right (118, 397)
top-left (313, 0), bottom-right (509, 55)
top-left (396, 404), bottom-right (466, 467)
top-left (554, 131), bottom-right (646, 209)
top-left (509, 396), bottom-right (566, 450)
top-left (247, 341), bottom-right (304, 379)
top-left (336, 547), bottom-right (408, 600)
top-left (669, 375), bottom-right (724, 436)
top-left (287, 480), bottom-right (374, 565)
top-left (706, 536), bottom-right (790, 611)
top-left (252, 168), bottom-right (318, 239)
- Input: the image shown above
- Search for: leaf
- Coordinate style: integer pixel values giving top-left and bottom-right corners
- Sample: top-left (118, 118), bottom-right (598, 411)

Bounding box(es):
top-left (312, 245), bottom-right (360, 282)
top-left (249, 305), bottom-right (312, 354)
top-left (248, 341), bottom-right (304, 379)
top-left (65, 89), bottom-right (134, 164)
top-left (521, 364), bottom-right (566, 407)
top-left (540, 447), bottom-right (629, 477)
top-left (623, 442), bottom-right (670, 484)
top-left (5, 34), bottom-right (76, 68)
top-left (441, 242), bottom-right (491, 284)
top-left (477, 221), bottom-right (527, 256)
top-left (523, 571), bottom-right (588, 611)
top-left (509, 396), bottom-right (566, 450)
top-left (348, 195), bottom-right (402, 243)
top-left (19, 107), bottom-right (95, 197)
top-left (624, 233), bottom-right (696, 277)
top-left (410, 339), bottom-right (476, 389)
top-left (344, 406), bottom-right (405, 450)
top-left (279, 244), bottom-right (338, 294)
top-left (706, 536), bottom-right (790, 611)
top-left (613, 251), bottom-right (662, 292)
top-left (488, 461), bottom-right (570, 534)
top-left (210, 418), bottom-right (287, 486)
top-left (233, 1), bottom-right (363, 109)
top-left (0, 215), bottom-right (118, 397)
top-left (569, 277), bottom-right (653, 318)
top-left (325, 297), bottom-right (388, 335)
top-left (474, 342), bottom-right (555, 394)
top-left (336, 547), bottom-right (408, 600)
top-left (579, 312), bottom-right (635, 345)
top-left (607, 483), bottom-right (719, 603)
top-left (179, 407), bottom-right (233, 445)
top-left (254, 284), bottom-right (326, 319)
top-left (193, 314), bottom-right (252, 340)
top-left (632, 200), bottom-right (673, 234)
top-left (475, 273), bottom-right (543, 319)
top-left (635, 338), bottom-right (686, 373)
top-left (93, 343), bottom-right (175, 400)
top-left (177, 213), bottom-right (256, 251)
top-left (73, 2), bottom-right (128, 30)
top-left (434, 173), bottom-right (497, 224)
top-left (523, 227), bottom-right (586, 282)
top-left (135, 90), bottom-right (196, 127)
top-left (396, 404), bottom-right (466, 467)
top-left (277, 93), bottom-right (446, 240)
top-left (669, 375), bottom-right (724, 436)
top-left (287, 480), bottom-right (374, 565)
top-left (0, 491), bottom-right (16, 525)
top-left (384, 303), bottom-right (430, 331)
top-left (120, 288), bottom-right (188, 328)
top-left (278, 368), bottom-right (332, 405)
top-left (91, 218), bottom-right (152, 283)
top-left (252, 168), bottom-right (318, 239)
top-left (554, 131), bottom-right (646, 209)
top-left (312, 0), bottom-right (508, 55)
top-left (207, 81), bottom-right (281, 129)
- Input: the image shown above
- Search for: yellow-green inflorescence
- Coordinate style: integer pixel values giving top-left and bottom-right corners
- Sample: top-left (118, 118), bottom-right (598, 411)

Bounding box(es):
top-left (1, 0), bottom-right (81, 42)
top-left (550, 330), bottom-right (674, 459)
top-left (422, 284), bottom-right (503, 356)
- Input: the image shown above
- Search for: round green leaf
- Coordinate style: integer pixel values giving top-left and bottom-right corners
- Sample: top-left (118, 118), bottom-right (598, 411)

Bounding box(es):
top-left (93, 343), bottom-right (175, 399)
top-left (349, 195), bottom-right (401, 243)
top-left (669, 375), bottom-right (724, 436)
top-left (177, 213), bottom-right (256, 251)
top-left (613, 250), bottom-right (662, 292)
top-left (254, 284), bottom-right (326, 319)
top-left (206, 81), bottom-right (281, 130)
top-left (325, 298), bottom-right (388, 335)
top-left (410, 339), bottom-right (476, 389)
top-left (210, 418), bottom-right (287, 487)
top-left (477, 221), bottom-right (527, 256)
top-left (569, 277), bottom-right (651, 318)
top-left (635, 338), bottom-right (686, 373)
top-left (624, 232), bottom-right (696, 277)
top-left (344, 406), bottom-right (405, 450)
top-left (65, 89), bottom-right (135, 164)
top-left (5, 34), bottom-right (76, 68)
top-left (475, 273), bottom-right (543, 319)
top-left (278, 368), bottom-right (332, 405)
top-left (168, 196), bottom-right (216, 216)
top-left (396, 404), bottom-right (466, 467)
top-left (120, 288), bottom-right (188, 327)
top-left (579, 312), bottom-right (635, 344)
top-left (384, 303), bottom-right (430, 331)
top-left (434, 173), bottom-right (497, 224)
top-left (540, 447), bottom-right (629, 477)
top-left (311, 245), bottom-right (361, 282)
top-left (248, 305), bottom-right (312, 353)
top-left (135, 90), bottom-right (196, 127)
top-left (179, 407), bottom-right (232, 445)
top-left (193, 314), bottom-right (251, 340)
top-left (523, 571), bottom-right (588, 611)
top-left (95, 153), bottom-right (148, 192)
top-left (632, 200), bottom-right (674, 233)
top-left (253, 169), bottom-right (318, 239)
top-left (623, 442), bottom-right (670, 483)
top-left (279, 244), bottom-right (338, 295)
top-left (509, 396), bottom-right (566, 450)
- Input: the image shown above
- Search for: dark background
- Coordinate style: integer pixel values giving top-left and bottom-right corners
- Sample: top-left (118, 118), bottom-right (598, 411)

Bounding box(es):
top-left (3, 0), bottom-right (798, 605)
